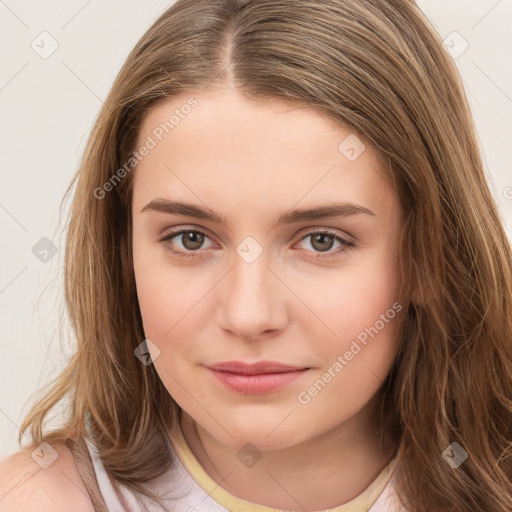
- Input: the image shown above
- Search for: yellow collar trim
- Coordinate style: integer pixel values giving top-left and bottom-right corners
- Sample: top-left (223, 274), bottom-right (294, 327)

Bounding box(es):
top-left (167, 421), bottom-right (398, 512)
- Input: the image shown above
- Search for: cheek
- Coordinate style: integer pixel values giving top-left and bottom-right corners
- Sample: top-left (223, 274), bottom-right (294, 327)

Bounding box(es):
top-left (133, 275), bottom-right (215, 416)
top-left (132, 253), bottom-right (206, 400)
top-left (298, 252), bottom-right (401, 377)
top-left (295, 274), bottom-right (401, 419)
top-left (134, 268), bottom-right (206, 349)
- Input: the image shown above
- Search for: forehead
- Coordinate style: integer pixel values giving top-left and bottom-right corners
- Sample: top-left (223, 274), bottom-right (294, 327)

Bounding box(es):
top-left (132, 88), bottom-right (396, 216)
top-left (137, 88), bottom-right (370, 160)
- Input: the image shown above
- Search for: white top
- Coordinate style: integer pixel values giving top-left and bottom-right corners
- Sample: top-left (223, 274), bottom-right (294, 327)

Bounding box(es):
top-left (82, 423), bottom-right (407, 512)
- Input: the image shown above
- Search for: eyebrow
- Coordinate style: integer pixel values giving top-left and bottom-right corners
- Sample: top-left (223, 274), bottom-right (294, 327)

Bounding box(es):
top-left (141, 198), bottom-right (376, 229)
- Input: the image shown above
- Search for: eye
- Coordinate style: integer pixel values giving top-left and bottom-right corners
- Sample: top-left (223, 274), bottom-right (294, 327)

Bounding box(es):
top-left (159, 229), bottom-right (215, 259)
top-left (158, 228), bottom-right (355, 260)
top-left (296, 230), bottom-right (355, 259)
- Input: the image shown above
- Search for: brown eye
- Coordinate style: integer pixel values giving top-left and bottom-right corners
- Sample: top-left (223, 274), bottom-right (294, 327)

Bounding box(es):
top-left (159, 229), bottom-right (215, 259)
top-left (180, 230), bottom-right (205, 251)
top-left (297, 230), bottom-right (355, 259)
top-left (310, 233), bottom-right (336, 252)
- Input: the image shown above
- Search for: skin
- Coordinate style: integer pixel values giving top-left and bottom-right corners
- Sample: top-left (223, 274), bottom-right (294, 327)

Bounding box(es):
top-left (131, 86), bottom-right (404, 510)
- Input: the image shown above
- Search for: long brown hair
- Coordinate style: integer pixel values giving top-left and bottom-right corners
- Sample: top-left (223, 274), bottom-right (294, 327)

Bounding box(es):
top-left (19, 1), bottom-right (512, 510)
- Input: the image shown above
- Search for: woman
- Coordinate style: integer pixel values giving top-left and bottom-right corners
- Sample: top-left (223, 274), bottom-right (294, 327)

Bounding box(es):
top-left (1, 1), bottom-right (511, 511)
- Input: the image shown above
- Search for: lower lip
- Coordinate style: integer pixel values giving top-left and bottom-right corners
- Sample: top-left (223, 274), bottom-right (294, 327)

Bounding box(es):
top-left (207, 368), bottom-right (309, 394)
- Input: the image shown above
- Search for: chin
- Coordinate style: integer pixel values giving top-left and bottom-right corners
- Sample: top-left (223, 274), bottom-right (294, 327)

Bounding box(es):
top-left (212, 417), bottom-right (308, 452)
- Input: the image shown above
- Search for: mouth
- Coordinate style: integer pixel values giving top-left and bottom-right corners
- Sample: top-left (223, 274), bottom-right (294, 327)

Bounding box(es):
top-left (205, 361), bottom-right (310, 394)
top-left (207, 360), bottom-right (308, 374)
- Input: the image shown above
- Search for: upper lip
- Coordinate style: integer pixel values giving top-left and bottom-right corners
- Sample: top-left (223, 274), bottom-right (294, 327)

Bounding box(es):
top-left (206, 361), bottom-right (308, 375)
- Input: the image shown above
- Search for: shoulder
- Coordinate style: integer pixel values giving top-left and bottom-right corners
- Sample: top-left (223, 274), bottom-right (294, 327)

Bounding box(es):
top-left (0, 440), bottom-right (94, 512)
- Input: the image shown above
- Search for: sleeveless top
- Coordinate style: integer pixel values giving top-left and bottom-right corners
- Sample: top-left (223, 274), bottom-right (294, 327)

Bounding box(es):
top-left (72, 422), bottom-right (406, 512)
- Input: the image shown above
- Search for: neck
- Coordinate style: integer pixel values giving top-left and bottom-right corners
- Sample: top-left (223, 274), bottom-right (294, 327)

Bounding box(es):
top-left (179, 397), bottom-right (397, 510)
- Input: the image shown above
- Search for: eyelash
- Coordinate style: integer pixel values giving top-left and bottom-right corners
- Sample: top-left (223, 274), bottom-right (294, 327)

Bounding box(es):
top-left (158, 228), bottom-right (355, 260)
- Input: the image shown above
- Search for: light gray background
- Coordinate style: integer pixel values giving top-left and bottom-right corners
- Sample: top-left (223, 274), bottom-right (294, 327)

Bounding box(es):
top-left (1, 0), bottom-right (511, 457)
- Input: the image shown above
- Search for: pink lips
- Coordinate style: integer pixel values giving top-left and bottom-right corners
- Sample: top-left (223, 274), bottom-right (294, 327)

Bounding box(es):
top-left (206, 361), bottom-right (309, 394)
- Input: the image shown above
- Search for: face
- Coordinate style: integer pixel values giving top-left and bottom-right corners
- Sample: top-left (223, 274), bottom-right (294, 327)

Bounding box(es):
top-left (131, 87), bottom-right (404, 451)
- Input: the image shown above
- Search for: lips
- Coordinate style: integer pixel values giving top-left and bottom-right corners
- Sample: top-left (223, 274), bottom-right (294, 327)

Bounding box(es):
top-left (207, 360), bottom-right (306, 375)
top-left (205, 361), bottom-right (310, 394)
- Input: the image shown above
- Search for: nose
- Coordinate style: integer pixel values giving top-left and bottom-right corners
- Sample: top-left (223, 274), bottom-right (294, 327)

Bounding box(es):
top-left (217, 250), bottom-right (288, 342)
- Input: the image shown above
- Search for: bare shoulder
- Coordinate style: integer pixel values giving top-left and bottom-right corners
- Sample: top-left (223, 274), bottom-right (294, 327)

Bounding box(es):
top-left (0, 441), bottom-right (94, 512)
